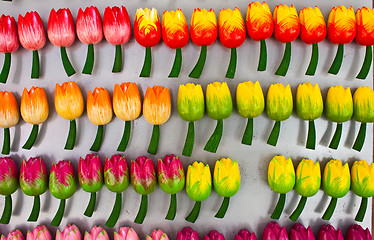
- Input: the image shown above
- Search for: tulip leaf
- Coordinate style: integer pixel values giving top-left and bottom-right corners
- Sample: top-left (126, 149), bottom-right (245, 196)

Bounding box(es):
top-left (289, 196), bottom-right (307, 221)
top-left (204, 119), bottom-right (223, 153)
top-left (147, 125), bottom-right (160, 155)
top-left (134, 194), bottom-right (148, 224)
top-left (165, 193), bottom-right (177, 220)
top-left (355, 197), bottom-right (368, 222)
top-left (275, 42), bottom-right (291, 76)
top-left (31, 50), bottom-right (40, 79)
top-left (306, 120), bottom-right (316, 150)
top-left (185, 201), bottom-right (201, 223)
top-left (226, 48), bottom-right (237, 79)
top-left (2, 128), bottom-right (10, 155)
top-left (271, 193), bottom-right (285, 219)
top-left (0, 53), bottom-right (11, 84)
top-left (169, 48), bottom-right (182, 78)
top-left (82, 44), bottom-right (94, 75)
top-left (357, 45), bottom-right (372, 79)
top-left (27, 195), bottom-right (40, 222)
top-left (51, 199), bottom-right (66, 227)
top-left (22, 124), bottom-right (39, 150)
top-left (306, 43), bottom-right (318, 76)
top-left (60, 47), bottom-right (76, 77)
top-left (353, 122), bottom-right (366, 152)
top-left (105, 192), bottom-right (122, 227)
top-left (241, 118), bottom-right (253, 146)
top-left (322, 197), bottom-right (337, 220)
top-left (90, 125), bottom-right (104, 152)
top-left (140, 47), bottom-right (152, 77)
top-left (215, 197), bottom-right (230, 219)
top-left (258, 40), bottom-right (267, 71)
top-left (0, 195), bottom-right (12, 224)
top-left (189, 45), bottom-right (207, 79)
top-left (267, 121), bottom-right (281, 146)
top-left (182, 121), bottom-right (195, 157)
top-left (84, 192), bottom-right (96, 217)
top-left (329, 123), bottom-right (342, 149)
top-left (112, 45), bottom-right (122, 73)
top-left (64, 119), bottom-right (76, 150)
top-left (117, 121), bottom-right (131, 152)
top-left (328, 44), bottom-right (344, 75)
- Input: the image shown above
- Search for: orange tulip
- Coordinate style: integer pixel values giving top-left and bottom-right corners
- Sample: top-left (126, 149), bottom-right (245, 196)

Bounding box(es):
top-left (0, 91), bottom-right (19, 155)
top-left (113, 82), bottom-right (141, 152)
top-left (20, 86), bottom-right (49, 150)
top-left (143, 86), bottom-right (171, 155)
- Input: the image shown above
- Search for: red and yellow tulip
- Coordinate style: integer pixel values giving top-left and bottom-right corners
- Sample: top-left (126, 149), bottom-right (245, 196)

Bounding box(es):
top-left (0, 91), bottom-right (19, 155)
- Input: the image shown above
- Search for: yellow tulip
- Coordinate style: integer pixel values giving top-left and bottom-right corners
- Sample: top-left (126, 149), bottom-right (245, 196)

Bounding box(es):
top-left (236, 81), bottom-right (264, 119)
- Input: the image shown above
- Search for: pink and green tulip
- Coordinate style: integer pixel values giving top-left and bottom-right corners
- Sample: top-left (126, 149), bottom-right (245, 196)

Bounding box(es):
top-left (49, 160), bottom-right (77, 226)
top-left (114, 228), bottom-right (139, 240)
top-left (84, 227), bottom-right (109, 240)
top-left (0, 157), bottom-right (18, 224)
top-left (346, 225), bottom-right (372, 240)
top-left (234, 229), bottom-right (257, 240)
top-left (56, 224), bottom-right (82, 240)
top-left (78, 154), bottom-right (103, 217)
top-left (1, 230), bottom-right (24, 240)
top-left (177, 227), bottom-right (199, 240)
top-left (204, 231), bottom-right (225, 240)
top-left (131, 156), bottom-right (157, 224)
top-left (20, 157), bottom-right (48, 222)
top-left (104, 154), bottom-right (129, 227)
top-left (146, 230), bottom-right (169, 240)
top-left (27, 225), bottom-right (52, 240)
top-left (157, 154), bottom-right (185, 220)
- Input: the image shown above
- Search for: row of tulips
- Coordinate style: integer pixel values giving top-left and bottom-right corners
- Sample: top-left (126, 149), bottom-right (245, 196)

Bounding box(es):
top-left (0, 154), bottom-right (240, 226)
top-left (0, 223), bottom-right (372, 240)
top-left (0, 3), bottom-right (374, 82)
top-left (268, 156), bottom-right (373, 223)
top-left (0, 81), bottom-right (372, 156)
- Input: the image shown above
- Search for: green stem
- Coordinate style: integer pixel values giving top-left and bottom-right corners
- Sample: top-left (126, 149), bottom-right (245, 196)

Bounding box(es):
top-left (271, 193), bottom-right (285, 219)
top-left (84, 192), bottom-right (96, 217)
top-left (355, 197), bottom-right (368, 222)
top-left (182, 121), bottom-right (194, 157)
top-left (353, 122), bottom-right (367, 152)
top-left (0, 195), bottom-right (12, 224)
top-left (225, 48), bottom-right (237, 79)
top-left (165, 193), bottom-right (177, 220)
top-left (204, 119), bottom-right (223, 153)
top-left (215, 197), bottom-right (230, 219)
top-left (267, 121), bottom-right (281, 146)
top-left (328, 44), bottom-right (344, 75)
top-left (90, 125), bottom-right (103, 152)
top-left (147, 125), bottom-right (160, 155)
top-left (50, 199), bottom-right (66, 227)
top-left (306, 43), bottom-right (318, 76)
top-left (306, 120), bottom-right (316, 150)
top-left (241, 118), bottom-right (253, 145)
top-left (185, 201), bottom-right (201, 223)
top-left (105, 192), bottom-right (122, 227)
top-left (189, 45), bottom-right (207, 79)
top-left (2, 128), bottom-right (10, 155)
top-left (275, 42), bottom-right (291, 76)
top-left (289, 196), bottom-right (307, 221)
top-left (27, 195), bottom-right (40, 222)
top-left (82, 44), bottom-right (94, 75)
top-left (140, 46), bottom-right (151, 77)
top-left (258, 40), bottom-right (267, 71)
top-left (134, 194), bottom-right (148, 224)
top-left (64, 119), bottom-right (76, 150)
top-left (112, 45), bottom-right (122, 73)
top-left (60, 46), bottom-right (76, 77)
top-left (329, 122), bottom-right (342, 150)
top-left (117, 121), bottom-right (131, 152)
top-left (322, 197), bottom-right (337, 220)
top-left (22, 124), bottom-right (38, 150)
top-left (0, 53), bottom-right (11, 84)
top-left (357, 45), bottom-right (372, 79)
top-left (169, 48), bottom-right (182, 78)
top-left (31, 50), bottom-right (39, 79)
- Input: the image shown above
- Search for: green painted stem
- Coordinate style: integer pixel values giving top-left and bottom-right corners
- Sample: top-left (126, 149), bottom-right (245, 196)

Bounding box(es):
top-left (0, 53), bottom-right (11, 84)
top-left (22, 124), bottom-right (38, 150)
top-left (241, 118), bottom-right (253, 146)
top-left (60, 47), bottom-right (76, 77)
top-left (215, 197), bottom-right (230, 219)
top-left (90, 125), bottom-right (103, 152)
top-left (182, 121), bottom-right (194, 157)
top-left (355, 197), bottom-right (368, 222)
top-left (0, 195), bottom-right (12, 224)
top-left (105, 192), bottom-right (122, 227)
top-left (353, 122), bottom-right (367, 152)
top-left (117, 121), bottom-right (131, 152)
top-left (357, 45), bottom-right (372, 79)
top-left (267, 121), bottom-right (281, 146)
top-left (329, 123), bottom-right (342, 150)
top-left (50, 199), bottom-right (66, 227)
top-left (28, 195), bottom-right (40, 222)
top-left (189, 45), bottom-right (207, 79)
top-left (328, 44), bottom-right (344, 75)
top-left (134, 194), bottom-right (148, 224)
top-left (31, 50), bottom-right (39, 79)
top-left (82, 44), bottom-right (94, 75)
top-left (306, 120), bottom-right (316, 150)
top-left (2, 128), bottom-right (10, 155)
top-left (84, 192), bottom-right (96, 217)
top-left (112, 45), bottom-right (122, 73)
top-left (165, 194), bottom-right (177, 220)
top-left (147, 125), bottom-right (159, 155)
top-left (140, 47), bottom-right (151, 77)
top-left (204, 119), bottom-right (223, 153)
top-left (306, 43), bottom-right (319, 76)
top-left (185, 201), bottom-right (201, 223)
top-left (271, 193), bottom-right (285, 219)
top-left (169, 48), bottom-right (182, 78)
top-left (275, 42), bottom-right (291, 76)
top-left (226, 48), bottom-right (237, 79)
top-left (322, 197), bottom-right (337, 220)
top-left (64, 119), bottom-right (76, 150)
top-left (258, 40), bottom-right (267, 71)
top-left (289, 196), bottom-right (307, 221)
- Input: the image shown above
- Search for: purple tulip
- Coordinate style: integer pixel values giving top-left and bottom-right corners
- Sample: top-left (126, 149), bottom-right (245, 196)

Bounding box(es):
top-left (263, 222), bottom-right (288, 240)
top-left (317, 225), bottom-right (343, 240)
top-left (177, 227), bottom-right (200, 240)
top-left (203, 231), bottom-right (225, 240)
top-left (235, 230), bottom-right (257, 240)
top-left (290, 224), bottom-right (315, 240)
top-left (346, 225), bottom-right (372, 240)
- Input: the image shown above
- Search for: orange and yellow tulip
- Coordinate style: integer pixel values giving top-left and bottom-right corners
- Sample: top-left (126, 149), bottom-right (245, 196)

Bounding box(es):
top-left (20, 86), bottom-right (49, 150)
top-left (113, 82), bottom-right (141, 152)
top-left (143, 86), bottom-right (171, 155)
top-left (55, 81), bottom-right (84, 150)
top-left (87, 87), bottom-right (113, 152)
top-left (0, 91), bottom-right (19, 155)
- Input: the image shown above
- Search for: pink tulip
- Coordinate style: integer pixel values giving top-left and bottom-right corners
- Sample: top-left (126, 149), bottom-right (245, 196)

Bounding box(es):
top-left (204, 231), bottom-right (225, 240)
top-left (56, 224), bottom-right (82, 240)
top-left (0, 14), bottom-right (18, 84)
top-left (177, 227), bottom-right (200, 240)
top-left (146, 230), bottom-right (169, 240)
top-left (235, 230), bottom-right (257, 240)
top-left (27, 225), bottom-right (52, 240)
top-left (263, 222), bottom-right (288, 240)
top-left (114, 228), bottom-right (139, 240)
top-left (317, 225), bottom-right (343, 240)
top-left (290, 224), bottom-right (315, 240)
top-left (346, 225), bottom-right (372, 240)
top-left (84, 227), bottom-right (109, 240)
top-left (2, 230), bottom-right (24, 240)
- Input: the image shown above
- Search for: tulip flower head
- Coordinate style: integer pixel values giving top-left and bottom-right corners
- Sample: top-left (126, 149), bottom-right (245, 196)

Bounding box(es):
top-left (204, 231), bottom-right (225, 240)
top-left (346, 225), bottom-right (372, 240)
top-left (114, 228), bottom-right (139, 240)
top-left (0, 157), bottom-right (18, 224)
top-left (27, 225), bottom-right (52, 240)
top-left (234, 229), bottom-right (257, 240)
top-left (318, 225), bottom-right (343, 240)
top-left (177, 227), bottom-right (200, 240)
top-left (290, 224), bottom-right (314, 240)
top-left (56, 224), bottom-right (82, 240)
top-left (84, 227), bottom-right (109, 240)
top-left (146, 230), bottom-right (169, 240)
top-left (189, 8), bottom-right (217, 78)
top-left (263, 222), bottom-right (288, 240)
top-left (0, 91), bottom-right (19, 154)
top-left (2, 230), bottom-right (24, 240)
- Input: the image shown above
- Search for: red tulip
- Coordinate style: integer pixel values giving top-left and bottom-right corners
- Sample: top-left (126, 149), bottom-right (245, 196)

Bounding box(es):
top-left (48, 8), bottom-right (76, 77)
top-left (0, 15), bottom-right (18, 84)
top-left (18, 11), bottom-right (46, 79)
top-left (76, 6), bottom-right (103, 75)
